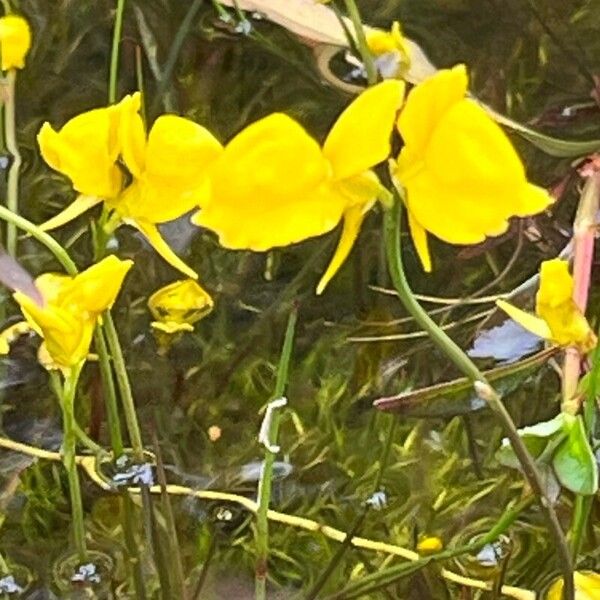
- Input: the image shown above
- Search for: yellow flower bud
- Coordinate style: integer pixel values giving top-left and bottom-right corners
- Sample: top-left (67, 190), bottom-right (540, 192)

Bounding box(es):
top-left (0, 15), bottom-right (31, 70)
top-left (148, 279), bottom-right (214, 335)
top-left (416, 536), bottom-right (443, 554)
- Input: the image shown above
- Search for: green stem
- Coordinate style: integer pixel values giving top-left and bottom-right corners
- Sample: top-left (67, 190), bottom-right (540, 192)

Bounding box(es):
top-left (74, 422), bottom-right (105, 456)
top-left (57, 363), bottom-right (87, 562)
top-left (0, 205), bottom-right (78, 274)
top-left (326, 495), bottom-right (534, 600)
top-left (342, 0), bottom-right (377, 85)
top-left (102, 310), bottom-right (144, 460)
top-left (109, 0), bottom-right (127, 104)
top-left (383, 200), bottom-right (574, 600)
top-left (94, 326), bottom-right (125, 457)
top-left (4, 70), bottom-right (20, 257)
top-left (255, 308), bottom-right (298, 600)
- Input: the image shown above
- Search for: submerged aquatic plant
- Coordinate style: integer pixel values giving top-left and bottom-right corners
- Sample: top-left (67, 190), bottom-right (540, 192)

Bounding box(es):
top-left (0, 15), bottom-right (31, 71)
top-left (193, 80), bottom-right (404, 293)
top-left (37, 93), bottom-right (221, 278)
top-left (497, 259), bottom-right (596, 352)
top-left (392, 64), bottom-right (553, 271)
top-left (0, 255), bottom-right (132, 369)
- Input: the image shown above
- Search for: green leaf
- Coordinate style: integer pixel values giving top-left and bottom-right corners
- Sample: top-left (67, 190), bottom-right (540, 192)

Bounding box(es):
top-left (553, 415), bottom-right (599, 495)
top-left (483, 104), bottom-right (600, 158)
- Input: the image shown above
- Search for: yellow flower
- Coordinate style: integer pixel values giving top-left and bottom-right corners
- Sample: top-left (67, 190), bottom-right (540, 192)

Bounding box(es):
top-left (392, 64), bottom-right (552, 272)
top-left (366, 21), bottom-right (410, 79)
top-left (546, 571), bottom-right (600, 600)
top-left (0, 15), bottom-right (31, 70)
top-left (496, 259), bottom-right (596, 352)
top-left (2, 256), bottom-right (132, 369)
top-left (193, 79), bottom-right (405, 293)
top-left (38, 93), bottom-right (223, 279)
top-left (148, 279), bottom-right (214, 334)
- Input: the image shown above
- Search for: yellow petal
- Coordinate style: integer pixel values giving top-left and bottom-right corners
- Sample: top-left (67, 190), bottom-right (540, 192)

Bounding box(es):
top-left (547, 571), bottom-right (600, 600)
top-left (397, 64), bottom-right (467, 156)
top-left (148, 279), bottom-right (213, 326)
top-left (151, 321), bottom-right (194, 334)
top-left (495, 299), bottom-right (552, 339)
top-left (197, 114), bottom-right (344, 250)
top-left (39, 195), bottom-right (102, 231)
top-left (0, 15), bottom-right (31, 70)
top-left (425, 99), bottom-right (525, 192)
top-left (407, 209), bottom-right (432, 272)
top-left (537, 259), bottom-right (574, 308)
top-left (62, 255), bottom-right (133, 315)
top-left (38, 107), bottom-right (123, 198)
top-left (535, 259), bottom-right (596, 351)
top-left (316, 204), bottom-right (366, 295)
top-left (195, 183), bottom-right (347, 251)
top-left (118, 92), bottom-right (146, 178)
top-left (128, 219), bottom-right (198, 279)
top-left (323, 80), bottom-right (405, 181)
top-left (14, 292), bottom-right (94, 367)
top-left (145, 114), bottom-right (222, 190)
top-left (0, 321), bottom-right (31, 354)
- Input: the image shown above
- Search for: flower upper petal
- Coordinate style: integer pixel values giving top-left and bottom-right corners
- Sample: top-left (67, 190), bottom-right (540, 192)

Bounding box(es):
top-left (323, 80), bottom-right (404, 181)
top-left (397, 64), bottom-right (467, 156)
top-left (60, 255), bottom-right (133, 315)
top-left (119, 92), bottom-right (146, 178)
top-left (38, 106), bottom-right (123, 198)
top-left (145, 115), bottom-right (223, 191)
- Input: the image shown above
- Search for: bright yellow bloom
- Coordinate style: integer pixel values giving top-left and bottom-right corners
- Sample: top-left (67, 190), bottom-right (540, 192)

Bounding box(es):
top-left (38, 93), bottom-right (223, 279)
top-left (1, 256), bottom-right (132, 369)
top-left (546, 571), bottom-right (600, 600)
top-left (148, 279), bottom-right (214, 334)
top-left (366, 21), bottom-right (410, 79)
top-left (392, 64), bottom-right (552, 272)
top-left (497, 259), bottom-right (596, 352)
top-left (193, 80), bottom-right (405, 293)
top-left (0, 15), bottom-right (31, 70)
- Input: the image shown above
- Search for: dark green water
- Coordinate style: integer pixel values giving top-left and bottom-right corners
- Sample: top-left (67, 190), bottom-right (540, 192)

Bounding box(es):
top-left (0, 0), bottom-right (599, 597)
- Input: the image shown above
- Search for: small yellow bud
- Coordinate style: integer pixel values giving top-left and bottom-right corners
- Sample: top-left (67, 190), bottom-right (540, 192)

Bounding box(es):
top-left (417, 536), bottom-right (443, 554)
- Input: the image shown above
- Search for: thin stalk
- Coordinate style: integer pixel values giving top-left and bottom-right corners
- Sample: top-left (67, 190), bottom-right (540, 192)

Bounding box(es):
top-left (568, 325), bottom-right (600, 557)
top-left (102, 311), bottom-right (144, 460)
top-left (255, 308), bottom-right (298, 600)
top-left (122, 492), bottom-right (147, 599)
top-left (94, 326), bottom-right (125, 456)
top-left (383, 200), bottom-right (574, 600)
top-left (0, 205), bottom-right (78, 274)
top-left (306, 417), bottom-right (398, 600)
top-left (325, 495), bottom-right (533, 600)
top-left (342, 0), bottom-right (377, 85)
top-left (4, 70), bottom-right (20, 257)
top-left (109, 0), bottom-right (127, 104)
top-left (74, 422), bottom-right (105, 456)
top-left (57, 363), bottom-right (87, 562)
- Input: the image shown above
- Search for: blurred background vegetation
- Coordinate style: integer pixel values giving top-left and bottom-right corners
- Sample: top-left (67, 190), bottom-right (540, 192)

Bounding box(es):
top-left (0, 0), bottom-right (599, 597)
